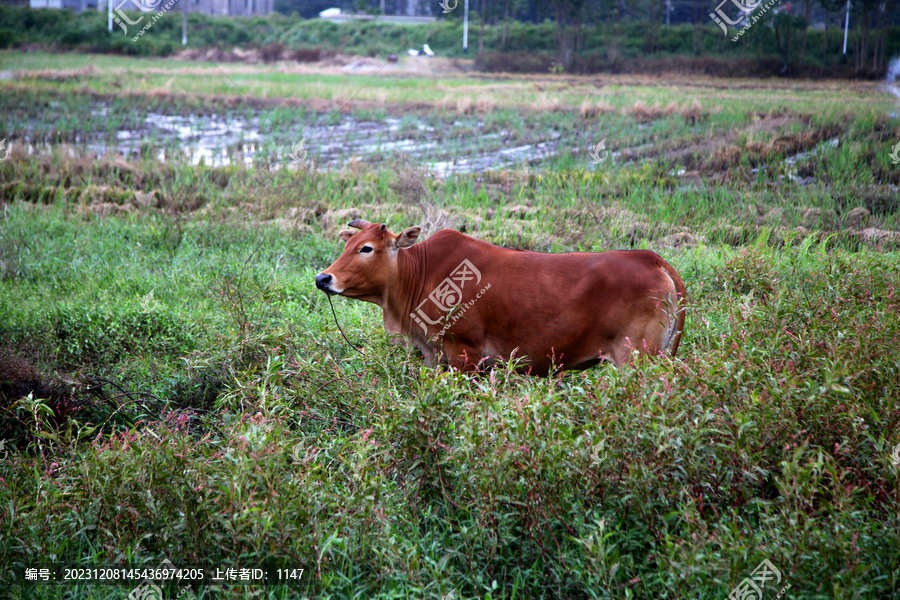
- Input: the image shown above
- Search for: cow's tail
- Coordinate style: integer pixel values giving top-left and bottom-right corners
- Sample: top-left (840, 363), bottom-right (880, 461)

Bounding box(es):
top-left (658, 257), bottom-right (687, 357)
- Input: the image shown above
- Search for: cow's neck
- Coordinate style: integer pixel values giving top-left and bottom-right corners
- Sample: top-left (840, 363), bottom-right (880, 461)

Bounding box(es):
top-left (379, 241), bottom-right (440, 339)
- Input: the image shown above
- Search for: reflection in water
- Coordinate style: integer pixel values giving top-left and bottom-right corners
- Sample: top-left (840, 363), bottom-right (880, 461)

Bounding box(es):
top-left (19, 106), bottom-right (565, 176)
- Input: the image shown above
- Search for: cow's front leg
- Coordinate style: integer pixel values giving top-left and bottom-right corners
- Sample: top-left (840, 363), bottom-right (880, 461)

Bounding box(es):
top-left (440, 340), bottom-right (485, 372)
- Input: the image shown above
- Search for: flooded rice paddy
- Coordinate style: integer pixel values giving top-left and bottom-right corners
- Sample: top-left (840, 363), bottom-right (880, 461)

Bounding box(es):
top-left (8, 102), bottom-right (575, 176)
top-left (7, 95), bottom-right (893, 181)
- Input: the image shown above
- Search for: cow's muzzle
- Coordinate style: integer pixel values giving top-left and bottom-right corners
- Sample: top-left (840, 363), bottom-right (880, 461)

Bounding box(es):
top-left (315, 273), bottom-right (338, 295)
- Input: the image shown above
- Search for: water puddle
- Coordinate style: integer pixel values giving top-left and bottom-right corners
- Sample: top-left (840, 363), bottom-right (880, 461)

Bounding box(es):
top-left (749, 137), bottom-right (840, 185)
top-left (16, 105), bottom-right (567, 176)
top-left (885, 56), bottom-right (900, 104)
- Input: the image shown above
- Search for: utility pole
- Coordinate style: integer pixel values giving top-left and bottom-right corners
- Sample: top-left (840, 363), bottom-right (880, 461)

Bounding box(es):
top-left (666, 0), bottom-right (671, 26)
top-left (842, 0), bottom-right (850, 54)
top-left (463, 0), bottom-right (469, 53)
top-left (182, 0), bottom-right (187, 45)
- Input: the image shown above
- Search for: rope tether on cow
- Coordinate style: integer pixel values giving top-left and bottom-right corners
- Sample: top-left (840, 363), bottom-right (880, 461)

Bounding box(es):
top-left (326, 293), bottom-right (365, 356)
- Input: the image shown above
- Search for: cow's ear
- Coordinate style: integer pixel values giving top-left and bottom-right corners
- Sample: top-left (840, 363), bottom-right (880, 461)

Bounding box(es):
top-left (396, 226), bottom-right (421, 248)
top-left (339, 229), bottom-right (356, 243)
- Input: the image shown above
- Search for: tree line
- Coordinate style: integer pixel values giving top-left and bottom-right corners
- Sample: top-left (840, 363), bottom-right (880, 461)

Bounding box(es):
top-left (274, 0), bottom-right (896, 74)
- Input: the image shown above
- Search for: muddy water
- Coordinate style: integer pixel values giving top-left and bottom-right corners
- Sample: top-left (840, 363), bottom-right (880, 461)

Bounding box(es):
top-left (22, 105), bottom-right (566, 176)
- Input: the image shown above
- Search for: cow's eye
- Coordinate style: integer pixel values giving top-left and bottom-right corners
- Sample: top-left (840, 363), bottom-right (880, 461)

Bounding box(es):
top-left (359, 246), bottom-right (373, 254)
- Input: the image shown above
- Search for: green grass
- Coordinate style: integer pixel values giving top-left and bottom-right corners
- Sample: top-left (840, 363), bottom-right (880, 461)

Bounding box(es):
top-left (1, 61), bottom-right (900, 599)
top-left (0, 51), bottom-right (893, 115)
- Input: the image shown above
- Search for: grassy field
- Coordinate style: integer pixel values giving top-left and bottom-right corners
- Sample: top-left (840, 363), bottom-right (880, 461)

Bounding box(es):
top-left (1, 51), bottom-right (889, 110)
top-left (1, 51), bottom-right (900, 599)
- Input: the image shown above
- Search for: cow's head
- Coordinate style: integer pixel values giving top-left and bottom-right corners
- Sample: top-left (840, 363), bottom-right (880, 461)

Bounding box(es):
top-left (315, 219), bottom-right (420, 303)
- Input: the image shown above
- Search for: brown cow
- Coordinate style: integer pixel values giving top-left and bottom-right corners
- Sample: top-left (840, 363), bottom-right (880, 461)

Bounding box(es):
top-left (315, 219), bottom-right (686, 375)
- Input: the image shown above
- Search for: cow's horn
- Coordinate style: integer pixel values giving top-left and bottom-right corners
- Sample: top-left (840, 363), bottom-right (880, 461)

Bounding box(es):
top-left (347, 219), bottom-right (371, 229)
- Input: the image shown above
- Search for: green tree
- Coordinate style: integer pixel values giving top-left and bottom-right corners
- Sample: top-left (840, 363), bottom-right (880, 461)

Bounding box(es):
top-left (552, 0), bottom-right (592, 69)
top-left (772, 12), bottom-right (806, 67)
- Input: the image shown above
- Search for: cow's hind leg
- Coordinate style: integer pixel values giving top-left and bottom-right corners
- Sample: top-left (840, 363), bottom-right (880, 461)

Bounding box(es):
top-left (613, 278), bottom-right (682, 364)
top-left (608, 313), bottom-right (672, 366)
